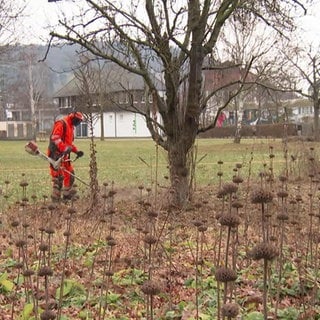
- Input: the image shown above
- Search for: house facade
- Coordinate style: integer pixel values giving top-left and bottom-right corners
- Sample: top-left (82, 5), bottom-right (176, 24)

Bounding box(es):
top-left (53, 65), bottom-right (162, 138)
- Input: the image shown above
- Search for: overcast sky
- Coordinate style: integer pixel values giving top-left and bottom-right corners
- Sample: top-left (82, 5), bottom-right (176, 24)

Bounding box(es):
top-left (18, 0), bottom-right (87, 44)
top-left (17, 0), bottom-right (320, 46)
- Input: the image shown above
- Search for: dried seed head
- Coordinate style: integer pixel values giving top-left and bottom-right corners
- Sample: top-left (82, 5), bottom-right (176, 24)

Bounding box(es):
top-left (232, 176), bottom-right (243, 184)
top-left (218, 160), bottom-right (224, 165)
top-left (15, 262), bottom-right (23, 269)
top-left (217, 171), bottom-right (223, 177)
top-left (198, 225), bottom-right (208, 232)
top-left (270, 235), bottom-right (277, 242)
top-left (192, 220), bottom-right (203, 227)
top-left (105, 270), bottom-right (114, 277)
top-left (47, 204), bottom-right (56, 211)
top-left (215, 267), bottom-right (237, 283)
top-left (217, 189), bottom-right (227, 198)
top-left (45, 227), bottom-right (55, 235)
top-left (40, 310), bottom-right (56, 320)
top-left (277, 191), bottom-right (288, 198)
top-left (232, 201), bottom-right (243, 209)
top-left (107, 239), bottom-right (117, 247)
top-left (312, 233), bottom-right (320, 244)
top-left (38, 266), bottom-right (53, 277)
top-left (279, 175), bottom-right (287, 182)
top-left (67, 207), bottom-right (76, 214)
top-left (250, 242), bottom-right (278, 261)
top-left (15, 240), bottom-right (27, 248)
top-left (20, 181), bottom-right (29, 187)
top-left (235, 163), bottom-right (242, 169)
top-left (23, 269), bottom-right (35, 277)
top-left (143, 235), bottom-right (157, 245)
top-left (141, 280), bottom-right (161, 296)
top-left (276, 212), bottom-right (289, 221)
top-left (219, 214), bottom-right (241, 228)
top-left (11, 220), bottom-right (19, 228)
top-left (108, 190), bottom-right (117, 197)
top-left (222, 183), bottom-right (238, 195)
top-left (221, 303), bottom-right (240, 318)
top-left (39, 243), bottom-right (49, 252)
top-left (251, 189), bottom-right (273, 204)
top-left (63, 231), bottom-right (71, 237)
top-left (147, 210), bottom-right (158, 218)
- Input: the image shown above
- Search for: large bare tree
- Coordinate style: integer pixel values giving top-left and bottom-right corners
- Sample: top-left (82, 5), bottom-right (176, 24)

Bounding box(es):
top-left (50, 0), bottom-right (306, 207)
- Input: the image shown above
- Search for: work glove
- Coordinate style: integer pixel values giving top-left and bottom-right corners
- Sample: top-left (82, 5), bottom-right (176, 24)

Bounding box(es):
top-left (76, 151), bottom-right (84, 158)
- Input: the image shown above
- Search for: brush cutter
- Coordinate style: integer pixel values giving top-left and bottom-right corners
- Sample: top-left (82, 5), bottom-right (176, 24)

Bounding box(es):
top-left (25, 141), bottom-right (62, 170)
top-left (25, 141), bottom-right (89, 186)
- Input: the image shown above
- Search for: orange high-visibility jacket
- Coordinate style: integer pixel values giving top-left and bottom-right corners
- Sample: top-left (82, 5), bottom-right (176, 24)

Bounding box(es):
top-left (49, 114), bottom-right (79, 156)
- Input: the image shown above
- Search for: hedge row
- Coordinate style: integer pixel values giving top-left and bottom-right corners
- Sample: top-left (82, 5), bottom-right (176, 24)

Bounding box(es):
top-left (198, 123), bottom-right (298, 139)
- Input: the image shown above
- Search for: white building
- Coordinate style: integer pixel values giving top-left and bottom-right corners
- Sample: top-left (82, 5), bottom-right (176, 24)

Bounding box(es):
top-left (91, 111), bottom-right (151, 138)
top-left (53, 64), bottom-right (164, 138)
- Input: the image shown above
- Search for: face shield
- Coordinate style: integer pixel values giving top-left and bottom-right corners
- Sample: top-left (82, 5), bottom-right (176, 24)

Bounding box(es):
top-left (71, 112), bottom-right (84, 126)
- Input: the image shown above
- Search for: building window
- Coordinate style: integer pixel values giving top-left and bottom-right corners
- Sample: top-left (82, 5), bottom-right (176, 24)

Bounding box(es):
top-left (133, 92), bottom-right (138, 103)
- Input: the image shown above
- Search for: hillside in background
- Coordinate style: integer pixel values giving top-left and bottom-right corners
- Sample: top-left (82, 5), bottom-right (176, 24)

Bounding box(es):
top-left (0, 43), bottom-right (82, 96)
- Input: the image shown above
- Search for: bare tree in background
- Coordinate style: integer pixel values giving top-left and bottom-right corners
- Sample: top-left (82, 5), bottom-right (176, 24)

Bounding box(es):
top-left (270, 42), bottom-right (320, 140)
top-left (0, 0), bottom-right (25, 48)
top-left (217, 9), bottom-right (283, 143)
top-left (13, 47), bottom-right (51, 139)
top-left (50, 0), bottom-right (306, 207)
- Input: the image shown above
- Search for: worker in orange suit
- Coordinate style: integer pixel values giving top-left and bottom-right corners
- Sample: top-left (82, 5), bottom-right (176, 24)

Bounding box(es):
top-left (47, 112), bottom-right (84, 202)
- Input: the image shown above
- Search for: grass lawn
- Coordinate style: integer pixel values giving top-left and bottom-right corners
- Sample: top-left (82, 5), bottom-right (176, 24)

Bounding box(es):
top-left (0, 137), bottom-right (313, 204)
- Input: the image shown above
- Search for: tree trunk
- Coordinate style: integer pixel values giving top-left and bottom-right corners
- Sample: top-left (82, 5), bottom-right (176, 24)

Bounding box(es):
top-left (167, 138), bottom-right (190, 207)
top-left (234, 94), bottom-right (244, 144)
top-left (100, 111), bottom-right (105, 141)
top-left (28, 62), bottom-right (37, 141)
top-left (314, 103), bottom-right (320, 141)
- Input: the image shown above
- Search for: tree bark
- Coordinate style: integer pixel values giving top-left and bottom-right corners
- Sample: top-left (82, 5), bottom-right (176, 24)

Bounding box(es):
top-left (314, 103), bottom-right (320, 141)
top-left (168, 140), bottom-right (190, 207)
top-left (233, 94), bottom-right (244, 144)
